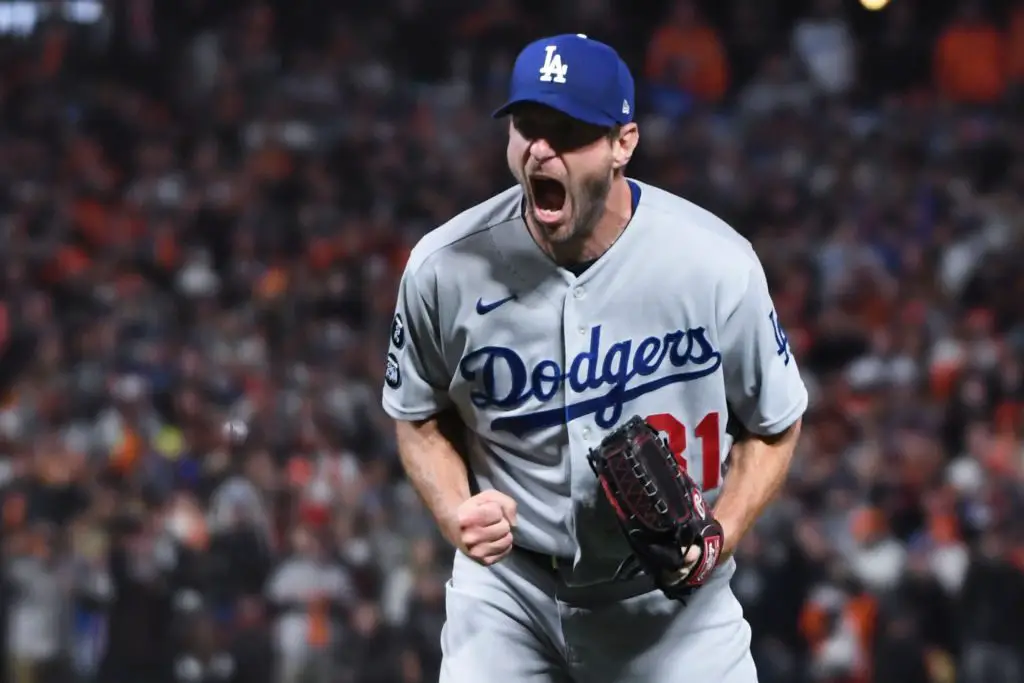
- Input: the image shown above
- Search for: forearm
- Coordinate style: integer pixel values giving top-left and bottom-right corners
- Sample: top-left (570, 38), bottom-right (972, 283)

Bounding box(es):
top-left (713, 419), bottom-right (801, 558)
top-left (395, 415), bottom-right (472, 547)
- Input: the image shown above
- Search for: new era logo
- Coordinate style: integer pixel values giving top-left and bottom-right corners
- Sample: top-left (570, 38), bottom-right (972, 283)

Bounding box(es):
top-left (538, 45), bottom-right (568, 84)
top-left (622, 100), bottom-right (630, 115)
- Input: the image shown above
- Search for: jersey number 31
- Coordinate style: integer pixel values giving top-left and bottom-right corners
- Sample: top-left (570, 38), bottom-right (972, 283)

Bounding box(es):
top-left (645, 412), bottom-right (721, 491)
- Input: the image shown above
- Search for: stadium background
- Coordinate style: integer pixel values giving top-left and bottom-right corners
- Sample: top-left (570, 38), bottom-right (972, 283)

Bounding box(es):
top-left (0, 0), bottom-right (1022, 682)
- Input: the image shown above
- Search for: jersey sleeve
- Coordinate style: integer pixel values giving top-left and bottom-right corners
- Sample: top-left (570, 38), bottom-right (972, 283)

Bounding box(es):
top-left (719, 259), bottom-right (808, 436)
top-left (380, 260), bottom-right (452, 421)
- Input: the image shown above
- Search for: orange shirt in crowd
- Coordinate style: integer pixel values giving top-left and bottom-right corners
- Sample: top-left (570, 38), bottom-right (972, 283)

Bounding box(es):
top-left (934, 20), bottom-right (1007, 103)
top-left (646, 22), bottom-right (729, 103)
top-left (800, 592), bottom-right (878, 683)
top-left (307, 596), bottom-right (330, 648)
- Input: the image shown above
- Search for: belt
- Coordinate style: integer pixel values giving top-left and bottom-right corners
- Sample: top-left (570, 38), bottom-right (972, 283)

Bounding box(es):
top-left (514, 545), bottom-right (573, 573)
top-left (512, 545), bottom-right (658, 603)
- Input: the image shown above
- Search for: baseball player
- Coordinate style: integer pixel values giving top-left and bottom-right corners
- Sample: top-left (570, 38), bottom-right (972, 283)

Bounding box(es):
top-left (381, 34), bottom-right (807, 683)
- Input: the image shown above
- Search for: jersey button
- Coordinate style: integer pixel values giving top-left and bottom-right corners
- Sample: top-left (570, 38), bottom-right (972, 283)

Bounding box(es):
top-left (577, 325), bottom-right (586, 335)
top-left (582, 426), bottom-right (592, 440)
top-left (573, 287), bottom-right (585, 299)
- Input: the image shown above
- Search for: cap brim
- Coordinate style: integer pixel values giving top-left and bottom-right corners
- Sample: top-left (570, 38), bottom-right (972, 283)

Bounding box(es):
top-left (492, 93), bottom-right (620, 128)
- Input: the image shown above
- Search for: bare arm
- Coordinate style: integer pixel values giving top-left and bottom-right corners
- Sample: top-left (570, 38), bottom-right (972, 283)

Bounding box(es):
top-left (384, 256), bottom-right (517, 566)
top-left (713, 418), bottom-right (801, 558)
top-left (395, 414), bottom-right (472, 548)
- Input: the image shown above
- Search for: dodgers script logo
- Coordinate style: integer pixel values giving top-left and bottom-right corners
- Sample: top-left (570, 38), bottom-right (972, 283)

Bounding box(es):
top-left (459, 325), bottom-right (722, 437)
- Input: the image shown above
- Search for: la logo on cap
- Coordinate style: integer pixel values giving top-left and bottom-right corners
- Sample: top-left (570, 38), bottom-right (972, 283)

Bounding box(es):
top-left (539, 45), bottom-right (568, 84)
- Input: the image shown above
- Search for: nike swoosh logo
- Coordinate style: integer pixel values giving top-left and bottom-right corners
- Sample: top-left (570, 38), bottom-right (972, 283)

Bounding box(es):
top-left (476, 294), bottom-right (517, 314)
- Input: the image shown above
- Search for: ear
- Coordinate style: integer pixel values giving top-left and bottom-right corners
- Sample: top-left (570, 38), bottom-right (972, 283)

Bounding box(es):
top-left (611, 123), bottom-right (639, 171)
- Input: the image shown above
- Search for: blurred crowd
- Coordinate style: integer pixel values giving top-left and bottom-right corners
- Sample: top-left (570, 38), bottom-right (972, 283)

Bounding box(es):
top-left (0, 0), bottom-right (1022, 682)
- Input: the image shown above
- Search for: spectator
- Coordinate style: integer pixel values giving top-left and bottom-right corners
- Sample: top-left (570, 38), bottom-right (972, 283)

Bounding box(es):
top-left (67, 517), bottom-right (114, 682)
top-left (5, 523), bottom-right (68, 683)
top-left (340, 600), bottom-right (411, 683)
top-left (884, 544), bottom-right (956, 667)
top-left (791, 0), bottom-right (856, 98)
top-left (871, 615), bottom-right (931, 683)
top-left (227, 597), bottom-right (273, 683)
top-left (380, 536), bottom-right (438, 627)
top-left (957, 530), bottom-right (1024, 683)
top-left (97, 511), bottom-right (177, 683)
top-left (456, 0), bottom-right (536, 92)
top-left (731, 525), bottom-right (812, 683)
top-left (398, 571), bottom-right (445, 683)
top-left (934, 0), bottom-right (1008, 105)
top-left (846, 506), bottom-right (907, 594)
top-left (799, 573), bottom-right (877, 683)
top-left (265, 526), bottom-right (351, 683)
top-left (172, 612), bottom-right (237, 683)
top-left (205, 442), bottom-right (276, 609)
top-left (919, 496), bottom-right (970, 595)
top-left (645, 0), bottom-right (729, 111)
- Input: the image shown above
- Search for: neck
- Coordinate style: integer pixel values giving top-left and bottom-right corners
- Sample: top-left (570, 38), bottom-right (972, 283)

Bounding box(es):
top-left (537, 175), bottom-right (634, 266)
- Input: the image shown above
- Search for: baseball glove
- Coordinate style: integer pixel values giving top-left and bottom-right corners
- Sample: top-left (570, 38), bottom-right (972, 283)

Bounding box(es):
top-left (587, 415), bottom-right (725, 601)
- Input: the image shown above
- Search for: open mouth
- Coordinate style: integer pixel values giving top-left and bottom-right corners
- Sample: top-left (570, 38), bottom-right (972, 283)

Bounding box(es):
top-left (529, 176), bottom-right (567, 225)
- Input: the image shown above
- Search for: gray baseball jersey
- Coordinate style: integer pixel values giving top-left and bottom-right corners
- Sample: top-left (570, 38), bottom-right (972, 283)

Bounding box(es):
top-left (383, 179), bottom-right (807, 682)
top-left (383, 178), bottom-right (806, 579)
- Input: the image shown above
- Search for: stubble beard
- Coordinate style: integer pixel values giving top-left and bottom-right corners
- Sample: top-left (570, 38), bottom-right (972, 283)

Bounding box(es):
top-left (547, 172), bottom-right (612, 247)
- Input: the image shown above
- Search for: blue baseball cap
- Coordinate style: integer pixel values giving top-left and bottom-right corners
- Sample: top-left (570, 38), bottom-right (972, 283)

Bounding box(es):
top-left (493, 34), bottom-right (635, 128)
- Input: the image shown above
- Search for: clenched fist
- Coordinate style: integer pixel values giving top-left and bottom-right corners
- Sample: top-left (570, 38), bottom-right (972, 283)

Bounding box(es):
top-left (455, 490), bottom-right (517, 566)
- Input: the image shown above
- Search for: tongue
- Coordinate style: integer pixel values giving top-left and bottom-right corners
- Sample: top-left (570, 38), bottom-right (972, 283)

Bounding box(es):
top-left (534, 179), bottom-right (565, 211)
